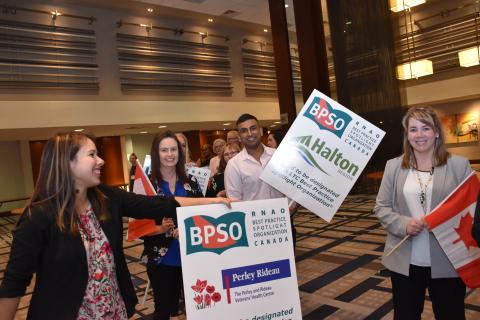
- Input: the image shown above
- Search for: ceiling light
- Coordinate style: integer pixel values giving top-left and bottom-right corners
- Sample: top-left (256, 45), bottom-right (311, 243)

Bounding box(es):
top-left (74, 128), bottom-right (84, 132)
top-left (263, 28), bottom-right (268, 33)
top-left (269, 124), bottom-right (277, 128)
top-left (396, 59), bottom-right (433, 80)
top-left (147, 8), bottom-right (154, 13)
top-left (223, 122), bottom-right (231, 126)
top-left (50, 9), bottom-right (61, 16)
top-left (139, 131), bottom-right (148, 134)
top-left (389, 0), bottom-right (426, 12)
top-left (208, 18), bottom-right (214, 22)
top-left (139, 23), bottom-right (148, 27)
top-left (158, 125), bottom-right (167, 128)
top-left (285, 4), bottom-right (289, 8)
top-left (274, 121), bottom-right (281, 124)
top-left (458, 46), bottom-right (480, 67)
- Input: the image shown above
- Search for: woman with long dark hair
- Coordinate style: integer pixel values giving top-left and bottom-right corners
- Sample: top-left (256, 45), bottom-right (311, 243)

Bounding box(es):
top-left (142, 130), bottom-right (202, 320)
top-left (0, 131), bottom-right (231, 320)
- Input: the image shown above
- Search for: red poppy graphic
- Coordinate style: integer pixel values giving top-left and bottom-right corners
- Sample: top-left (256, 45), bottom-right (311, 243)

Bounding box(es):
top-left (191, 279), bottom-right (207, 293)
top-left (205, 294), bottom-right (211, 306)
top-left (211, 292), bottom-right (221, 302)
top-left (453, 213), bottom-right (478, 250)
top-left (206, 285), bottom-right (215, 294)
top-left (193, 295), bottom-right (203, 305)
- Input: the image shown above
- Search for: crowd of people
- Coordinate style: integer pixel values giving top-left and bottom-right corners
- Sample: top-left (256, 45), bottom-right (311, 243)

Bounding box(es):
top-left (0, 108), bottom-right (479, 320)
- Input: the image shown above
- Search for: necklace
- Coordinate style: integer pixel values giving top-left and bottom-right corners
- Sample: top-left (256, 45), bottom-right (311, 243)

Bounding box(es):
top-left (414, 168), bottom-right (434, 213)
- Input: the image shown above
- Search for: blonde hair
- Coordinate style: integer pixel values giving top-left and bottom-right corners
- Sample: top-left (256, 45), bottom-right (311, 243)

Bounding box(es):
top-left (175, 132), bottom-right (191, 162)
top-left (401, 106), bottom-right (449, 169)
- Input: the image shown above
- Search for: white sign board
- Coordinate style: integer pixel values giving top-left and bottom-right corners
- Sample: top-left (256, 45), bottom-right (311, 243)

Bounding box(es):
top-left (187, 166), bottom-right (211, 196)
top-left (260, 90), bottom-right (385, 222)
top-left (177, 198), bottom-right (302, 320)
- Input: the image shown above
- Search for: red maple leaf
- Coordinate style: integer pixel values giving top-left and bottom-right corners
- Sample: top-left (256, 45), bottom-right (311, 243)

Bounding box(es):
top-left (452, 212), bottom-right (478, 250)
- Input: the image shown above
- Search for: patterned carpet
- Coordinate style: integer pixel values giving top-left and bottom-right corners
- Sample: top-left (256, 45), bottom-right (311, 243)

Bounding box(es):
top-left (1, 195), bottom-right (479, 319)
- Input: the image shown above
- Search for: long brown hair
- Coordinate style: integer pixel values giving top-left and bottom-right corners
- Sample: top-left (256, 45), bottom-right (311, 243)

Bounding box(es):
top-left (28, 132), bottom-right (107, 234)
top-left (150, 130), bottom-right (188, 183)
top-left (401, 106), bottom-right (449, 169)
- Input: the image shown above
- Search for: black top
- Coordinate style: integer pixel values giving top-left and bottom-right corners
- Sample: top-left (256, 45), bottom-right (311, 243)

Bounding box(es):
top-left (206, 172), bottom-right (225, 197)
top-left (472, 191), bottom-right (480, 246)
top-left (0, 184), bottom-right (179, 320)
top-left (129, 165), bottom-right (136, 192)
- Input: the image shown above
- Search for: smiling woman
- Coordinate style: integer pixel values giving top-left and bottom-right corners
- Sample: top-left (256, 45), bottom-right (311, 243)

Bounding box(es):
top-left (374, 106), bottom-right (473, 320)
top-left (0, 131), bottom-right (232, 320)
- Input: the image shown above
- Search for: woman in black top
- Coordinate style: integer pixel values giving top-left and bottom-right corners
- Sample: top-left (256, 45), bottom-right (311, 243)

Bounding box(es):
top-left (206, 142), bottom-right (241, 197)
top-left (0, 131), bottom-right (231, 320)
top-left (142, 131), bottom-right (205, 320)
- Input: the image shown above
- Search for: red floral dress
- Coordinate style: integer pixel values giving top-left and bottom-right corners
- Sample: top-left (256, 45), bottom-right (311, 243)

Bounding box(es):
top-left (77, 208), bottom-right (128, 320)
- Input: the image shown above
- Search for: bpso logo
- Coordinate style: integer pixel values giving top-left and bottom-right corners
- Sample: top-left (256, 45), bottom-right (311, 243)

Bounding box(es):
top-left (303, 96), bottom-right (352, 138)
top-left (184, 212), bottom-right (248, 255)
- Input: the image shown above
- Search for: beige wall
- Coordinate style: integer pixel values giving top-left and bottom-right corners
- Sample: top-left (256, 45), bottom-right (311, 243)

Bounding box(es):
top-left (0, 141), bottom-right (31, 211)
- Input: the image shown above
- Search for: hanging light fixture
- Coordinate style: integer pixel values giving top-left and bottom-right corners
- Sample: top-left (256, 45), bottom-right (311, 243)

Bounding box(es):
top-left (395, 3), bottom-right (433, 80)
top-left (459, 5), bottom-right (480, 67)
top-left (458, 46), bottom-right (480, 67)
top-left (396, 59), bottom-right (433, 79)
top-left (390, 0), bottom-right (426, 12)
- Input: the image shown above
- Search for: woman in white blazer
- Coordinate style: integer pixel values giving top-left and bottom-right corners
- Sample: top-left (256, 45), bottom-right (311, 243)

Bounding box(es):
top-left (374, 106), bottom-right (472, 320)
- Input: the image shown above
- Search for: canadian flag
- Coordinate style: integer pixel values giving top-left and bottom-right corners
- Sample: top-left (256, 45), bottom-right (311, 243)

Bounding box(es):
top-left (424, 172), bottom-right (480, 288)
top-left (126, 162), bottom-right (157, 241)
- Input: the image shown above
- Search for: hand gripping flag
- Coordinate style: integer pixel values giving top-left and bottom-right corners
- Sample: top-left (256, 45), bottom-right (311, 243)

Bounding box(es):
top-left (424, 172), bottom-right (480, 288)
top-left (126, 162), bottom-right (157, 241)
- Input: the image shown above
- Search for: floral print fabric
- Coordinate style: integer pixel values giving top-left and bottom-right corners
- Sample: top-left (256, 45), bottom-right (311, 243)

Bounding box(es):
top-left (77, 208), bottom-right (128, 320)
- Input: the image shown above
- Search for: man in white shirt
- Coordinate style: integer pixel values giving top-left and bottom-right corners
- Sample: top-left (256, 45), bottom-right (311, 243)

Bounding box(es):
top-left (225, 114), bottom-right (297, 248)
top-left (225, 114), bottom-right (283, 200)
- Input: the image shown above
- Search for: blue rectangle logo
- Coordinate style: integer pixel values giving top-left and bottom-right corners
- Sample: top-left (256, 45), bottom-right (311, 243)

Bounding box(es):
top-left (221, 259), bottom-right (291, 289)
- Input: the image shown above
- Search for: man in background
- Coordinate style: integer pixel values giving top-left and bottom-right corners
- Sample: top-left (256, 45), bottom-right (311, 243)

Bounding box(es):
top-left (128, 153), bottom-right (138, 192)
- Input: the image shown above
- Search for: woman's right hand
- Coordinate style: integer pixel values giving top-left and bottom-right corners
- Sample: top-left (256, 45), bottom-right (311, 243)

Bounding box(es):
top-left (406, 218), bottom-right (424, 236)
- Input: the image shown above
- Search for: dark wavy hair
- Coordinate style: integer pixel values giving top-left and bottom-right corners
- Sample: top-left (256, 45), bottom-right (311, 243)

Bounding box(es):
top-left (150, 130), bottom-right (188, 184)
top-left (28, 131), bottom-right (107, 234)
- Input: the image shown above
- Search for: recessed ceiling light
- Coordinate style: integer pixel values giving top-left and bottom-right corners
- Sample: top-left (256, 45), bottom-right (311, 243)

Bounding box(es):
top-left (285, 4), bottom-right (289, 8)
top-left (208, 18), bottom-right (214, 22)
top-left (147, 8), bottom-right (153, 13)
top-left (139, 131), bottom-right (148, 134)
top-left (74, 128), bottom-right (84, 132)
top-left (263, 28), bottom-right (268, 33)
top-left (158, 125), bottom-right (167, 128)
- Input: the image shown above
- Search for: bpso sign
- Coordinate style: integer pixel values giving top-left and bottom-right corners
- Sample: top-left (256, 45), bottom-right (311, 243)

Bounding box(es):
top-left (260, 90), bottom-right (385, 222)
top-left (177, 198), bottom-right (302, 320)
